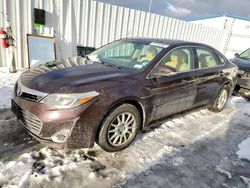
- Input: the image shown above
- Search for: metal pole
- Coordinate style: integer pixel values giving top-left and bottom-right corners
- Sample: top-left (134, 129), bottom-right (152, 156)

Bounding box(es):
top-left (148, 0), bottom-right (152, 13)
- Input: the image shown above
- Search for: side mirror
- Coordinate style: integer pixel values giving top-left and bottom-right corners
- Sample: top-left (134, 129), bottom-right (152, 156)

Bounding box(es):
top-left (234, 53), bottom-right (239, 57)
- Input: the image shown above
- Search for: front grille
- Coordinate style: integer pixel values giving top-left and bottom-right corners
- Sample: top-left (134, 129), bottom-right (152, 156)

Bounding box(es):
top-left (19, 92), bottom-right (43, 102)
top-left (11, 100), bottom-right (42, 136)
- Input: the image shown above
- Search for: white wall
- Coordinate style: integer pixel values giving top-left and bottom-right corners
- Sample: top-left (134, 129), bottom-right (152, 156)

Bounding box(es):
top-left (0, 0), bottom-right (226, 68)
top-left (192, 16), bottom-right (250, 58)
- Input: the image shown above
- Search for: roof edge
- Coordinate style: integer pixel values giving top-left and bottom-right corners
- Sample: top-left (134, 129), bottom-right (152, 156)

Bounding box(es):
top-left (188, 14), bottom-right (250, 22)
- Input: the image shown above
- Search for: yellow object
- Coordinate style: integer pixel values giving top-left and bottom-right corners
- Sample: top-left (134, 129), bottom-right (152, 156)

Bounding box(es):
top-left (79, 97), bottom-right (94, 104)
top-left (165, 49), bottom-right (189, 72)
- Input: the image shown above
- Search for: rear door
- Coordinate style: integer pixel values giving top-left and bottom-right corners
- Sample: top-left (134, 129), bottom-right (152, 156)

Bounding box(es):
top-left (193, 47), bottom-right (226, 107)
top-left (146, 47), bottom-right (198, 121)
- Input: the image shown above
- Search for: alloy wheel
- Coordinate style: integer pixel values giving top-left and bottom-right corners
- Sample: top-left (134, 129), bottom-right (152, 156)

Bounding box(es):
top-left (107, 112), bottom-right (137, 147)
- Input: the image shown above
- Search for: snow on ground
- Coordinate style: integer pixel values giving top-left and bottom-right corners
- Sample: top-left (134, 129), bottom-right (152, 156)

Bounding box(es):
top-left (216, 165), bottom-right (232, 179)
top-left (0, 101), bottom-right (241, 188)
top-left (240, 176), bottom-right (250, 188)
top-left (237, 137), bottom-right (250, 162)
top-left (120, 97), bottom-right (250, 188)
top-left (0, 67), bottom-right (22, 109)
top-left (0, 68), bottom-right (250, 187)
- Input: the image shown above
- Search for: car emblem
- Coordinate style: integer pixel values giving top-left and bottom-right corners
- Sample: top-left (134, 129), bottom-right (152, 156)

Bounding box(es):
top-left (17, 86), bottom-right (22, 97)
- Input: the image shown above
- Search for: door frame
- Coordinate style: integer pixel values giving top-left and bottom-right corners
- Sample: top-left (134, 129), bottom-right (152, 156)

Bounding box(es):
top-left (146, 46), bottom-right (198, 121)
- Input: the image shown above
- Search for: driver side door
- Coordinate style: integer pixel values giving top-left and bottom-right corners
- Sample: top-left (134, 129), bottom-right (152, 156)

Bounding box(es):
top-left (146, 47), bottom-right (198, 121)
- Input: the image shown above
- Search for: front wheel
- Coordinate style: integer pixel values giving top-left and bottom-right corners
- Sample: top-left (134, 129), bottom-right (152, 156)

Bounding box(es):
top-left (97, 104), bottom-right (141, 152)
top-left (208, 85), bottom-right (229, 112)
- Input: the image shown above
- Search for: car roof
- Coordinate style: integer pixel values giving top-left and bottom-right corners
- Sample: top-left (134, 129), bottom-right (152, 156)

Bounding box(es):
top-left (122, 37), bottom-right (213, 49)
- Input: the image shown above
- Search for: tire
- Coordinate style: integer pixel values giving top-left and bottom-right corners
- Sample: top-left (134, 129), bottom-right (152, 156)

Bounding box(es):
top-left (208, 85), bottom-right (229, 112)
top-left (97, 104), bottom-right (141, 152)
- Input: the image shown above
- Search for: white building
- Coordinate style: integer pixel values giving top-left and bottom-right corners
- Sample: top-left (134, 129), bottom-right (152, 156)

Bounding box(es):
top-left (0, 0), bottom-right (227, 68)
top-left (191, 14), bottom-right (250, 58)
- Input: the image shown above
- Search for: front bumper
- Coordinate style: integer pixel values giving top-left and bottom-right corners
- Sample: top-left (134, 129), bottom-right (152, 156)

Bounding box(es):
top-left (11, 97), bottom-right (96, 149)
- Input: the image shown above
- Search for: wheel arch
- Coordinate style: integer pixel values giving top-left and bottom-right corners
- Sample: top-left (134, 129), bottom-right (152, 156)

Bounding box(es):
top-left (223, 80), bottom-right (235, 95)
top-left (95, 97), bottom-right (146, 141)
top-left (213, 81), bottom-right (231, 101)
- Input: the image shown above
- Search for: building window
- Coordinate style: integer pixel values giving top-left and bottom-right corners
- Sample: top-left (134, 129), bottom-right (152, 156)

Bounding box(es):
top-left (77, 46), bottom-right (96, 56)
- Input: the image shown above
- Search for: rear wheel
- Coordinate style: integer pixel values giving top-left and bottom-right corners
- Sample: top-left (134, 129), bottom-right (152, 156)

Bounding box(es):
top-left (97, 104), bottom-right (141, 152)
top-left (208, 85), bottom-right (229, 112)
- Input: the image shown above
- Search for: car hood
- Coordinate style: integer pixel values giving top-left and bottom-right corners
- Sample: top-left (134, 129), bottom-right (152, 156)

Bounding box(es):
top-left (231, 57), bottom-right (250, 72)
top-left (20, 57), bottom-right (135, 93)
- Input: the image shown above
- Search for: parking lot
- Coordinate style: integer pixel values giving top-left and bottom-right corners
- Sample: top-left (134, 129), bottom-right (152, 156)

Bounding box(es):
top-left (1, 1), bottom-right (250, 188)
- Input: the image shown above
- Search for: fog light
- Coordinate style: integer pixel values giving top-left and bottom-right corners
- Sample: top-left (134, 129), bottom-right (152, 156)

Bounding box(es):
top-left (51, 129), bottom-right (71, 143)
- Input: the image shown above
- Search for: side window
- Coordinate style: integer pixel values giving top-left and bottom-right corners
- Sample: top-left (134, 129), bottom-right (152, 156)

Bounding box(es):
top-left (196, 48), bottom-right (220, 69)
top-left (153, 47), bottom-right (193, 75)
top-left (217, 54), bottom-right (226, 65)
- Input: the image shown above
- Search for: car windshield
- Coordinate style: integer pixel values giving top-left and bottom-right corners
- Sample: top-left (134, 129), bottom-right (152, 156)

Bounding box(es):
top-left (239, 48), bottom-right (250, 61)
top-left (88, 40), bottom-right (164, 70)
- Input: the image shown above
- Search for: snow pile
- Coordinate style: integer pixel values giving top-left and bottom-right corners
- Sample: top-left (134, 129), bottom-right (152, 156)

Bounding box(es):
top-left (236, 137), bottom-right (250, 162)
top-left (0, 147), bottom-right (106, 188)
top-left (0, 67), bottom-right (22, 109)
top-left (0, 153), bottom-right (34, 187)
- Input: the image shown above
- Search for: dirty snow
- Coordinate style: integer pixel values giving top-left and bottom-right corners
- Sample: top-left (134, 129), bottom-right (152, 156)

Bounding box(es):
top-left (0, 67), bottom-right (250, 187)
top-left (119, 97), bottom-right (250, 188)
top-left (240, 176), bottom-right (250, 188)
top-left (216, 165), bottom-right (232, 179)
top-left (172, 156), bottom-right (185, 166)
top-left (0, 101), bottom-right (239, 188)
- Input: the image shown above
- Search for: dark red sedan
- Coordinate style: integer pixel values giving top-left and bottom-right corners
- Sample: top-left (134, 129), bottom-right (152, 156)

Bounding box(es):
top-left (12, 38), bottom-right (238, 152)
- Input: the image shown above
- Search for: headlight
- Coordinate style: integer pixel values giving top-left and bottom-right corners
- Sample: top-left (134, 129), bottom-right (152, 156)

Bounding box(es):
top-left (40, 91), bottom-right (100, 109)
